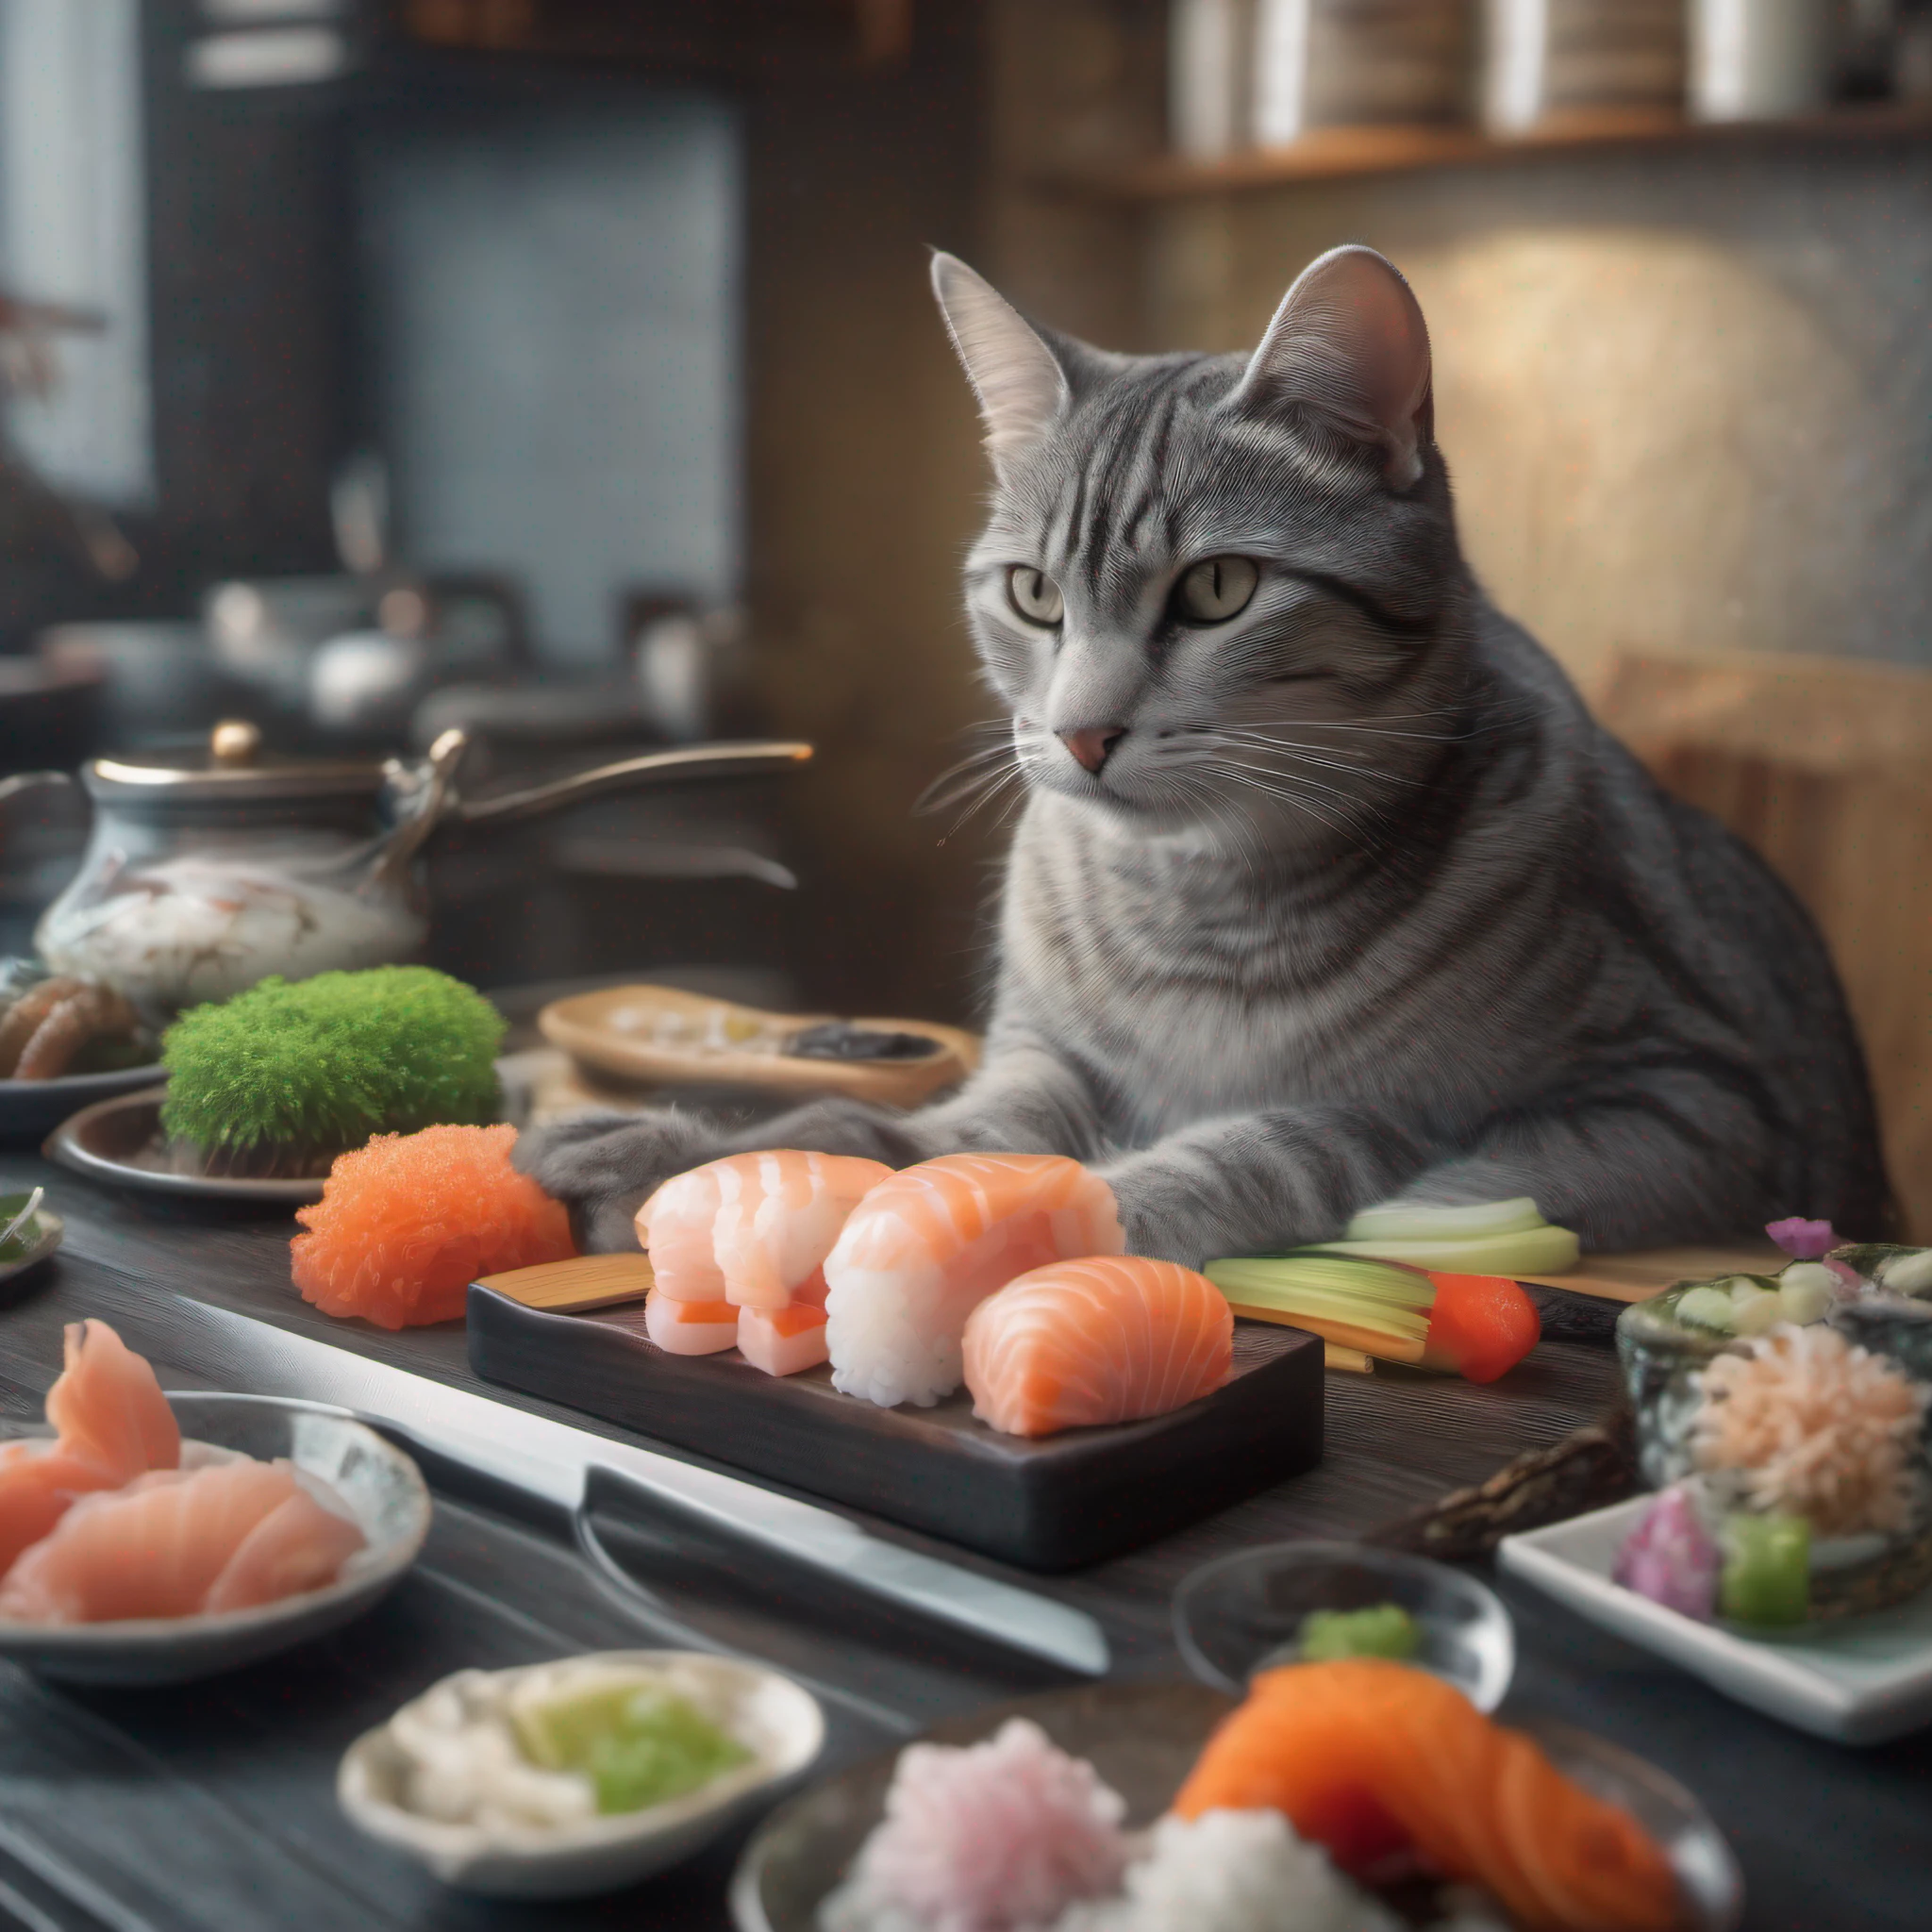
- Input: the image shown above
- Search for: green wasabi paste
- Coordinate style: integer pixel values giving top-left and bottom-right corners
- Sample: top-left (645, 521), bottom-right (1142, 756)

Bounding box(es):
top-left (1297, 1602), bottom-right (1422, 1663)
top-left (510, 1676), bottom-right (751, 1815)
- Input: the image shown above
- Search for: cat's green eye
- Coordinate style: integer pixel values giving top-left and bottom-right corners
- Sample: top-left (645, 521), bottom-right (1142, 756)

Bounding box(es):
top-left (1174, 555), bottom-right (1259, 625)
top-left (1007, 566), bottom-right (1064, 626)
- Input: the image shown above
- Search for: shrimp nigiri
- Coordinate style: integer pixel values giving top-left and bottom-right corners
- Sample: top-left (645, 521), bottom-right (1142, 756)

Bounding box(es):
top-left (823, 1154), bottom-right (1124, 1407)
top-left (637, 1151), bottom-right (891, 1308)
top-left (963, 1256), bottom-right (1232, 1438)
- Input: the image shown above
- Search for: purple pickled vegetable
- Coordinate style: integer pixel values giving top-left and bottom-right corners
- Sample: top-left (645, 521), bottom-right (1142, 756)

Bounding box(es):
top-left (1613, 1486), bottom-right (1720, 1621)
top-left (1766, 1217), bottom-right (1836, 1260)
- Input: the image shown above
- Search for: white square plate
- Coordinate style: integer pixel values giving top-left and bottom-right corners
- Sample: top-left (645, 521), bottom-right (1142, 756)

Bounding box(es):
top-left (1499, 1497), bottom-right (1932, 1745)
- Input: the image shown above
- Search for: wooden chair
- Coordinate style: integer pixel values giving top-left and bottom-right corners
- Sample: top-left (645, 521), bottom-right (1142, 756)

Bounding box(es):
top-left (1594, 647), bottom-right (1932, 1242)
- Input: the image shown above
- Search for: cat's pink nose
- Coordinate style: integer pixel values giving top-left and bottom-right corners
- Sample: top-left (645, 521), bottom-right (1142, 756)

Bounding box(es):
top-left (1058, 725), bottom-right (1125, 774)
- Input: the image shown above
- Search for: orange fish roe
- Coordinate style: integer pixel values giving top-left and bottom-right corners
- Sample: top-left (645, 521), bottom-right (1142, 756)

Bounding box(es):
top-left (291, 1124), bottom-right (574, 1329)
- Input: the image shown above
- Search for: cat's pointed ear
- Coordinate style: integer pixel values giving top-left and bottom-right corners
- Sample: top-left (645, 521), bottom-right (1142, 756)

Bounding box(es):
top-left (1228, 245), bottom-right (1433, 489)
top-left (931, 251), bottom-right (1070, 467)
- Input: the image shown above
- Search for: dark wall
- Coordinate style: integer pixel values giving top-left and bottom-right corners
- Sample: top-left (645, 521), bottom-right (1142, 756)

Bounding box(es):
top-left (0, 0), bottom-right (345, 651)
top-left (740, 0), bottom-right (999, 1024)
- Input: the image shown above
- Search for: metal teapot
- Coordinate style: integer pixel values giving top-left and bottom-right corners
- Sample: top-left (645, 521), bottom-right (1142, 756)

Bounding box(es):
top-left (0, 722), bottom-right (809, 1018)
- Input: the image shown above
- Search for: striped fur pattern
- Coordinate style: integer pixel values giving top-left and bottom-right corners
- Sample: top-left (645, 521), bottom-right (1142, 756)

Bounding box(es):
top-left (524, 248), bottom-right (1886, 1262)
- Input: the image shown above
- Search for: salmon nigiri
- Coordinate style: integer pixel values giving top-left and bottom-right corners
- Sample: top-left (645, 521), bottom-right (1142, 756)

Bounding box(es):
top-left (962, 1257), bottom-right (1232, 1438)
top-left (0, 1458), bottom-right (364, 1624)
top-left (0, 1319), bottom-right (179, 1574)
top-left (638, 1151), bottom-right (892, 1309)
top-left (1173, 1659), bottom-right (1678, 1932)
top-left (823, 1154), bottom-right (1125, 1408)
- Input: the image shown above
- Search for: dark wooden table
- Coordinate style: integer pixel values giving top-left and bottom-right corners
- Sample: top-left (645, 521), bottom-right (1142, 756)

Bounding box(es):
top-left (0, 1148), bottom-right (1925, 1932)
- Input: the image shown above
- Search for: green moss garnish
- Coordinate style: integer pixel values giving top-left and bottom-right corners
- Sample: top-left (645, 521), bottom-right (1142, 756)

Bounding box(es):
top-left (159, 967), bottom-right (503, 1174)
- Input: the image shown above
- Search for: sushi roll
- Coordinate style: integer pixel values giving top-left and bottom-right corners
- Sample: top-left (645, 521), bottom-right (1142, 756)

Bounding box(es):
top-left (823, 1154), bottom-right (1125, 1408)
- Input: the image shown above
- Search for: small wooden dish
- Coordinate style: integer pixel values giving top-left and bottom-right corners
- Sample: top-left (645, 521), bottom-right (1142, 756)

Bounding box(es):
top-left (537, 984), bottom-right (980, 1109)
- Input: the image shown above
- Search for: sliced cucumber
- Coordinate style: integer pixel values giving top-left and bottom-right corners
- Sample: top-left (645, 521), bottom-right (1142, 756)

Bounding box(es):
top-left (1205, 1274), bottom-right (1434, 1343)
top-left (1207, 1254), bottom-right (1435, 1310)
top-left (1309, 1224), bottom-right (1581, 1276)
top-left (1343, 1195), bottom-right (1546, 1242)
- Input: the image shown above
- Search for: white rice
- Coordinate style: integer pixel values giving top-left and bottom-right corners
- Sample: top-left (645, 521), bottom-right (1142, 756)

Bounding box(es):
top-left (1053, 1810), bottom-right (1404, 1932)
top-left (825, 1212), bottom-right (1121, 1408)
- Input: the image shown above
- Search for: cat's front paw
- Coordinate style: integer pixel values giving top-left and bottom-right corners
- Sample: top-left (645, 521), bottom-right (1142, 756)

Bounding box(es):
top-left (514, 1108), bottom-right (717, 1252)
top-left (1096, 1153), bottom-right (1272, 1267)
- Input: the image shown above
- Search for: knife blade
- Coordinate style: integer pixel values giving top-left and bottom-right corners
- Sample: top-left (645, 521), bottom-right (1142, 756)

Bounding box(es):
top-left (165, 1297), bottom-right (1111, 1677)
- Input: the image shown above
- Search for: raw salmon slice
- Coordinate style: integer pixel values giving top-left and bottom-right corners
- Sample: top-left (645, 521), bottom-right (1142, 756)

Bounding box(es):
top-left (1174, 1659), bottom-right (1678, 1932)
top-left (823, 1154), bottom-right (1124, 1408)
top-left (44, 1319), bottom-right (180, 1478)
top-left (0, 1458), bottom-right (364, 1624)
top-left (638, 1151), bottom-right (891, 1308)
top-left (203, 1491), bottom-right (367, 1613)
top-left (962, 1256), bottom-right (1233, 1437)
top-left (0, 1319), bottom-right (179, 1575)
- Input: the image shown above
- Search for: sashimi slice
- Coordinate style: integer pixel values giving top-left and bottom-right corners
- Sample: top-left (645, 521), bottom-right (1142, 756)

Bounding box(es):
top-left (44, 1319), bottom-right (180, 1481)
top-left (824, 1154), bottom-right (1124, 1408)
top-left (737, 1302), bottom-right (829, 1377)
top-left (0, 1458), bottom-right (359, 1624)
top-left (0, 1320), bottom-right (179, 1575)
top-left (637, 1151), bottom-right (891, 1308)
top-left (0, 1445), bottom-right (122, 1580)
top-left (644, 1292), bottom-right (740, 1356)
top-left (203, 1490), bottom-right (366, 1613)
top-left (1174, 1659), bottom-right (1677, 1932)
top-left (962, 1257), bottom-right (1233, 1438)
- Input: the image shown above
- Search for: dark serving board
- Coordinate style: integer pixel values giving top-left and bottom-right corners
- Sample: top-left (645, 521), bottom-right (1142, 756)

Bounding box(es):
top-left (467, 1286), bottom-right (1324, 1571)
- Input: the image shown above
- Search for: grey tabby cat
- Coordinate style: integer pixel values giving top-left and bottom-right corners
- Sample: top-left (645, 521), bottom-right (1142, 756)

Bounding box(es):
top-left (523, 244), bottom-right (1885, 1261)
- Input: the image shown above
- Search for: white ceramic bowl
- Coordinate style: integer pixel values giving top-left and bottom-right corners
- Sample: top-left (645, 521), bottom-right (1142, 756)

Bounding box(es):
top-left (338, 1650), bottom-right (826, 1899)
top-left (0, 1394), bottom-right (431, 1685)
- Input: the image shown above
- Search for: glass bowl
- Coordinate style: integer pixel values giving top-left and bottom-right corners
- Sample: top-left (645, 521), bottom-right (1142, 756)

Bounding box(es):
top-left (1172, 1539), bottom-right (1515, 1709)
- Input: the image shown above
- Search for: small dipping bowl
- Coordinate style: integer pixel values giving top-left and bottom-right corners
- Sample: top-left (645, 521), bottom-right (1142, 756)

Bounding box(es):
top-left (0, 1394), bottom-right (431, 1685)
top-left (339, 1650), bottom-right (825, 1899)
top-left (1173, 1540), bottom-right (1514, 1708)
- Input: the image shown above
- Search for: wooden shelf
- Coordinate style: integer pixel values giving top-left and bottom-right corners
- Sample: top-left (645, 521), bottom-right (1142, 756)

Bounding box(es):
top-left (1047, 100), bottom-right (1932, 199)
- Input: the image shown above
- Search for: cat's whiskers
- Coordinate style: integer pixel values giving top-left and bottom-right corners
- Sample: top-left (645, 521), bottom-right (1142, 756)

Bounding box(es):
top-left (1201, 758), bottom-right (1374, 842)
top-left (1169, 769), bottom-right (1264, 877)
top-left (1234, 713), bottom-right (1466, 743)
top-left (916, 734), bottom-right (1041, 836)
top-left (1203, 730), bottom-right (1418, 789)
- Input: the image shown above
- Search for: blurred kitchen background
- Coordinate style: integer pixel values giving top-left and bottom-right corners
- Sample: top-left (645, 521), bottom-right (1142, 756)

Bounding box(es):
top-left (0, 1), bottom-right (1927, 1221)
